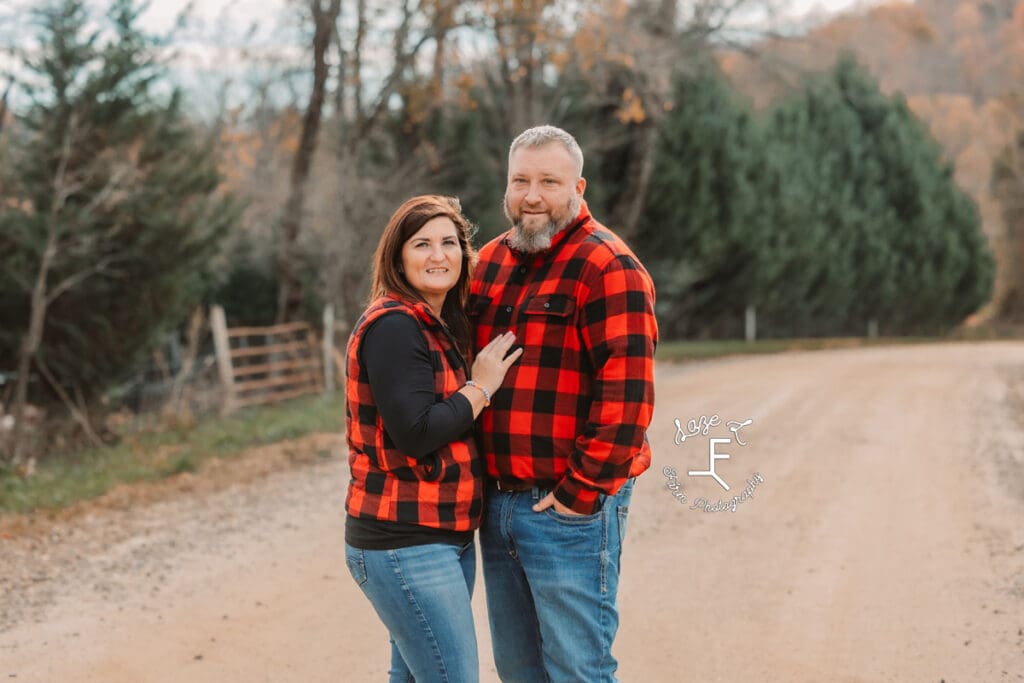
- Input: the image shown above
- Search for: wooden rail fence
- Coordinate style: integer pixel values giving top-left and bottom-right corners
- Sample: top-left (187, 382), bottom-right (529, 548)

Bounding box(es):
top-left (210, 305), bottom-right (330, 414)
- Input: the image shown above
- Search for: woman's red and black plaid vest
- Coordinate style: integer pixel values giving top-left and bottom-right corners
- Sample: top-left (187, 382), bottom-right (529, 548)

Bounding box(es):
top-left (344, 295), bottom-right (483, 531)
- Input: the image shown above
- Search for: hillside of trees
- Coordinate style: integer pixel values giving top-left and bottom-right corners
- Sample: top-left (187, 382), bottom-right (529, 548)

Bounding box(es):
top-left (197, 0), bottom-right (1000, 333)
top-left (0, 0), bottom-right (1005, 462)
top-left (720, 0), bottom-right (1024, 321)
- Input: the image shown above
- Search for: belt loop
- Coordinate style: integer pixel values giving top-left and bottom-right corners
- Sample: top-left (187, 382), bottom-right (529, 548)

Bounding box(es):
top-left (531, 486), bottom-right (542, 501)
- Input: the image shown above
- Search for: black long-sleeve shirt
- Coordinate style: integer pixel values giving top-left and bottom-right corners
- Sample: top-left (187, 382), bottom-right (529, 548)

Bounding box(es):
top-left (345, 312), bottom-right (476, 549)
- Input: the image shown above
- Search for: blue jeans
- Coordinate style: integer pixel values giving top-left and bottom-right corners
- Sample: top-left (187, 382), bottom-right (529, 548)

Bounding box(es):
top-left (480, 479), bottom-right (634, 683)
top-left (344, 541), bottom-right (479, 683)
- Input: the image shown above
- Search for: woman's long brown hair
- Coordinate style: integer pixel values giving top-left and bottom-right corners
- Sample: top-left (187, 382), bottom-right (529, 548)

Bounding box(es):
top-left (370, 195), bottom-right (477, 356)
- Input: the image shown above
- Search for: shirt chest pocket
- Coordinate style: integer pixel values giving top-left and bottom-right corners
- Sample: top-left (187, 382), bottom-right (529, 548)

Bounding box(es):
top-left (524, 293), bottom-right (575, 318)
top-left (521, 294), bottom-right (577, 358)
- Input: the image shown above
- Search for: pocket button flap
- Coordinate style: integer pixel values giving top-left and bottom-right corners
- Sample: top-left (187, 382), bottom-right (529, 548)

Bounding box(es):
top-left (524, 294), bottom-right (574, 317)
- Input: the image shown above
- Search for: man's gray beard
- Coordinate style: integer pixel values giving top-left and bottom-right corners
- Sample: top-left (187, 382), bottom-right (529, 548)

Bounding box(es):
top-left (505, 194), bottom-right (581, 253)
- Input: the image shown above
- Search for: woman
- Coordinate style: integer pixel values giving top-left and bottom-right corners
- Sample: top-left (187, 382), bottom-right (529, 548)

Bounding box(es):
top-left (344, 195), bottom-right (521, 682)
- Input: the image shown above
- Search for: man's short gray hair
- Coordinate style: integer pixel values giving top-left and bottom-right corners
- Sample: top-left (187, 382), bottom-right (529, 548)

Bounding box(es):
top-left (508, 125), bottom-right (584, 178)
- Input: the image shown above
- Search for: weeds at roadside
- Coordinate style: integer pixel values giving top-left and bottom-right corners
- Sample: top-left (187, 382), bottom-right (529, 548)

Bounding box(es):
top-left (0, 393), bottom-right (345, 515)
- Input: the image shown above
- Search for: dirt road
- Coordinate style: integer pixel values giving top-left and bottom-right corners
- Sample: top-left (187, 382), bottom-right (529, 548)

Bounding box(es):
top-left (2, 342), bottom-right (1023, 682)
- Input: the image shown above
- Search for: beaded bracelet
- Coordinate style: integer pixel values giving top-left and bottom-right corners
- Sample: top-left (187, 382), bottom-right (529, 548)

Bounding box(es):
top-left (465, 380), bottom-right (491, 407)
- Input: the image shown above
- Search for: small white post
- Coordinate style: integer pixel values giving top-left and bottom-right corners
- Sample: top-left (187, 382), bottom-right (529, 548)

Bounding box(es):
top-left (745, 305), bottom-right (757, 343)
top-left (322, 304), bottom-right (335, 393)
top-left (867, 319), bottom-right (879, 339)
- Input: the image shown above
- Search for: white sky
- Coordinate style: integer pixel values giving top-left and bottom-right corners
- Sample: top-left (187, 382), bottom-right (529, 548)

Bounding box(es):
top-left (130, 0), bottom-right (885, 79)
top-left (134, 0), bottom-right (885, 31)
top-left (131, 0), bottom-right (879, 30)
top-left (0, 0), bottom-right (886, 115)
top-left (2, 0), bottom-right (883, 44)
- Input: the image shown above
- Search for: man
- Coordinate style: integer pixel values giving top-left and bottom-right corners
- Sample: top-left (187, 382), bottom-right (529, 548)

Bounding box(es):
top-left (469, 125), bottom-right (658, 682)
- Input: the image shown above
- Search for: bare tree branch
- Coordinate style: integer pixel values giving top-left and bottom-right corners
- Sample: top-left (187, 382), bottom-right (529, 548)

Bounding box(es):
top-left (164, 306), bottom-right (206, 418)
top-left (275, 0), bottom-right (342, 323)
top-left (44, 255), bottom-right (120, 305)
top-left (352, 0), bottom-right (432, 142)
top-left (74, 163), bottom-right (133, 226)
top-left (0, 79), bottom-right (11, 136)
top-left (34, 355), bottom-right (104, 449)
top-left (352, 0), bottom-right (366, 119)
top-left (8, 115), bottom-right (80, 465)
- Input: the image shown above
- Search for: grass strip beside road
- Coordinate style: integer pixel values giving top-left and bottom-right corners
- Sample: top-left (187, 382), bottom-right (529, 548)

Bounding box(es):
top-left (655, 336), bottom-right (939, 362)
top-left (0, 393), bottom-right (345, 515)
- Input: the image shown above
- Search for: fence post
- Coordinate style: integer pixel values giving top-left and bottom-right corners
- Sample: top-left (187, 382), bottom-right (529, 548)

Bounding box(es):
top-left (210, 305), bottom-right (237, 415)
top-left (867, 319), bottom-right (879, 339)
top-left (322, 304), bottom-right (335, 393)
top-left (745, 305), bottom-right (757, 343)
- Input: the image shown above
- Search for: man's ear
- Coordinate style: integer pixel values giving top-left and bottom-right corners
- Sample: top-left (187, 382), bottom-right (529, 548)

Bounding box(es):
top-left (576, 177), bottom-right (587, 197)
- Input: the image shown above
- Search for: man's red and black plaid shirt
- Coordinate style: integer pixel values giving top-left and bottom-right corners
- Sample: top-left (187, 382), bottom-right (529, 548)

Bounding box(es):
top-left (345, 296), bottom-right (484, 531)
top-left (470, 202), bottom-right (657, 514)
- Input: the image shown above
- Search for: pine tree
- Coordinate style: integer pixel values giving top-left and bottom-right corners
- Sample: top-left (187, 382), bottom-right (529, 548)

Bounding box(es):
top-left (760, 61), bottom-right (876, 336)
top-left (863, 78), bottom-right (993, 332)
top-left (0, 0), bottom-right (238, 461)
top-left (760, 55), bottom-right (992, 336)
top-left (637, 63), bottom-right (770, 338)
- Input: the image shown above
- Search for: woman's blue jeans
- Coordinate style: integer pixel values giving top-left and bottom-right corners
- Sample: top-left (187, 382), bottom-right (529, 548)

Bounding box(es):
top-left (345, 540), bottom-right (478, 683)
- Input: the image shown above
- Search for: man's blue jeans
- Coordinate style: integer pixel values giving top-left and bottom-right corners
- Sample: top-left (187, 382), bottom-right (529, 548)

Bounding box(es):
top-left (480, 479), bottom-right (634, 683)
top-left (344, 540), bottom-right (479, 683)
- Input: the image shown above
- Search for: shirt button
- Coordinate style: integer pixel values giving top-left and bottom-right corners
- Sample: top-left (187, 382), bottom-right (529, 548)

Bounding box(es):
top-left (543, 302), bottom-right (550, 309)
top-left (519, 266), bottom-right (527, 274)
top-left (505, 306), bottom-right (513, 313)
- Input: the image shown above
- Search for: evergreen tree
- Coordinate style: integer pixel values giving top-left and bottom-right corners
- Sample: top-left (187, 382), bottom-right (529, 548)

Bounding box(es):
top-left (761, 55), bottom-right (992, 336)
top-left (0, 0), bottom-right (238, 445)
top-left (636, 62), bottom-right (770, 338)
top-left (760, 61), bottom-right (878, 336)
top-left (862, 75), bottom-right (993, 332)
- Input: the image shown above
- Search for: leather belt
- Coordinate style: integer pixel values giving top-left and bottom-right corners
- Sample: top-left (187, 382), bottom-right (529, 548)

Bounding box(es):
top-left (492, 479), bottom-right (535, 493)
